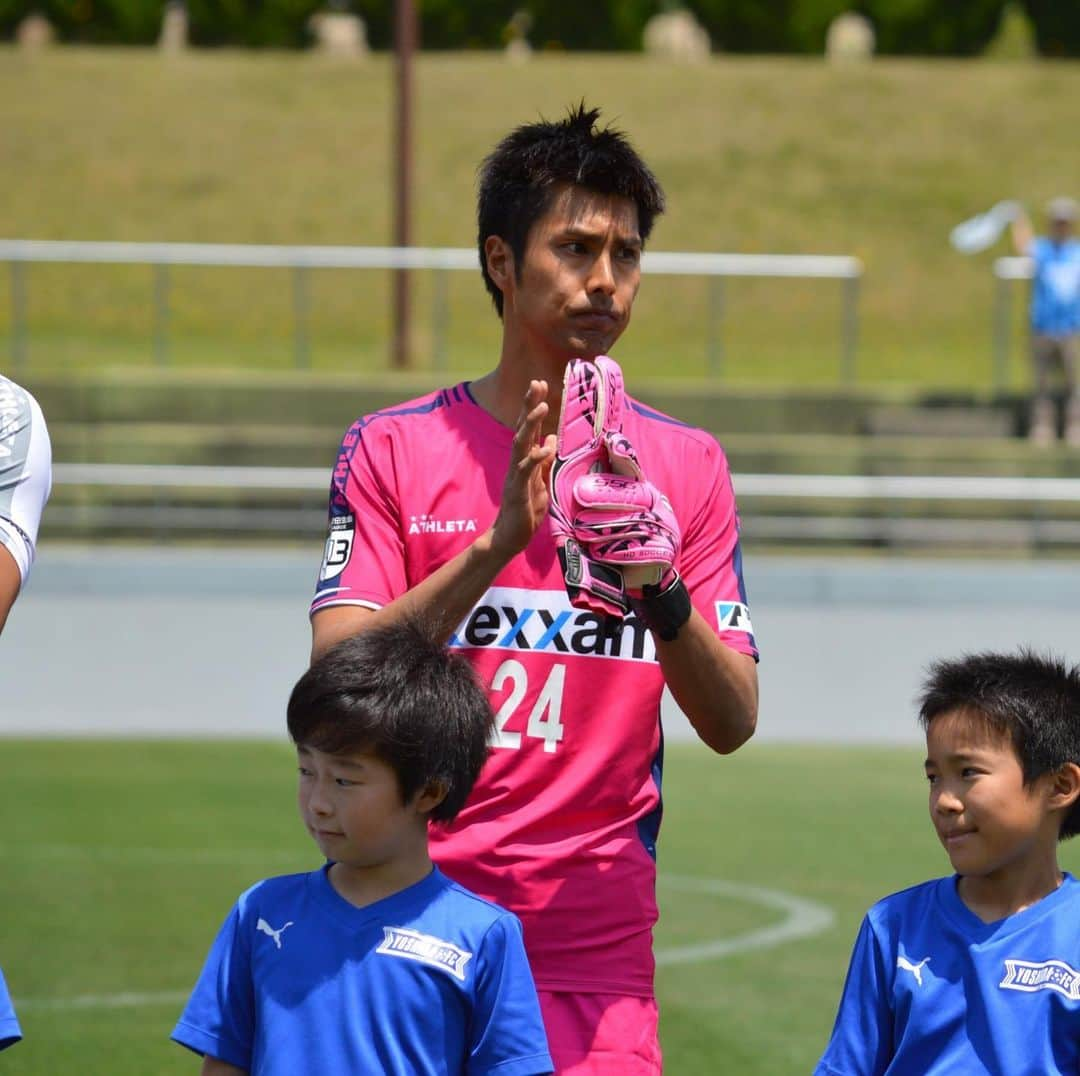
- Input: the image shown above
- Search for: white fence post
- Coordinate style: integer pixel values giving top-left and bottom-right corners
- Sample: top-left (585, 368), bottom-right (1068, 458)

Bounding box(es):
top-left (992, 256), bottom-right (1033, 394)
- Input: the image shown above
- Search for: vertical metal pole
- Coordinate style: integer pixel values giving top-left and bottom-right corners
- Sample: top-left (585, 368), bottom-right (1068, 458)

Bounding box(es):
top-left (432, 267), bottom-right (448, 371)
top-left (153, 264), bottom-right (171, 366)
top-left (293, 266), bottom-right (310, 369)
top-left (10, 261), bottom-right (26, 371)
top-left (392, 0), bottom-right (417, 370)
top-left (992, 271), bottom-right (1011, 393)
top-left (706, 275), bottom-right (724, 378)
top-left (841, 274), bottom-right (860, 385)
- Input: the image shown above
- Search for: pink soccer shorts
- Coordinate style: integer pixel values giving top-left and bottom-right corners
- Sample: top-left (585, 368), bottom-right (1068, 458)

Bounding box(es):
top-left (538, 991), bottom-right (662, 1075)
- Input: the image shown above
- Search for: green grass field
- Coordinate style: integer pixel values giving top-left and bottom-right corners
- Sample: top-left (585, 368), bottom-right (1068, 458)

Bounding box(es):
top-left (2, 49), bottom-right (1079, 386)
top-left (5, 739), bottom-right (1079, 1074)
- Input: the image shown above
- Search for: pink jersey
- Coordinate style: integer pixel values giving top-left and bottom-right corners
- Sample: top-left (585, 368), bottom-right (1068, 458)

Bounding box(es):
top-left (311, 382), bottom-right (757, 996)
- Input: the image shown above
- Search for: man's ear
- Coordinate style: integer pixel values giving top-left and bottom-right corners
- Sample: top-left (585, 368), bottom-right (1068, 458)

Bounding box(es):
top-left (484, 235), bottom-right (514, 296)
top-left (1047, 762), bottom-right (1080, 814)
top-left (413, 779), bottom-right (449, 818)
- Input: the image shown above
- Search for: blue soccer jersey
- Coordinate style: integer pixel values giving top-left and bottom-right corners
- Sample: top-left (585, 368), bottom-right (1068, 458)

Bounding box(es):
top-left (1030, 237), bottom-right (1080, 335)
top-left (0, 968), bottom-right (22, 1050)
top-left (172, 866), bottom-right (552, 1076)
top-left (816, 873), bottom-right (1080, 1075)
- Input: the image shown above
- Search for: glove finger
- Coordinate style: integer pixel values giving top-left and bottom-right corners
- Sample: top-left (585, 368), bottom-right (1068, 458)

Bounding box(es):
top-left (556, 359), bottom-right (604, 457)
top-left (571, 511), bottom-right (679, 544)
top-left (573, 473), bottom-right (658, 512)
top-left (550, 358), bottom-right (614, 538)
top-left (603, 430), bottom-right (643, 480)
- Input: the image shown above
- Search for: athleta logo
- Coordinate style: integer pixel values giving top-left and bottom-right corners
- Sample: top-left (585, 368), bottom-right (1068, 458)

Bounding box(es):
top-left (256, 918), bottom-right (295, 949)
top-left (449, 587), bottom-right (656, 663)
top-left (1000, 959), bottom-right (1080, 1000)
top-left (897, 955), bottom-right (930, 986)
top-left (408, 514), bottom-right (478, 535)
top-left (376, 927), bottom-right (473, 981)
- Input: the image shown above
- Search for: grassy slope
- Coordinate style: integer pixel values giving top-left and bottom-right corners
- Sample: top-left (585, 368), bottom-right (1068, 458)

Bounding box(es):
top-left (1, 50), bottom-right (1078, 385)
top-left (4, 739), bottom-right (1079, 1074)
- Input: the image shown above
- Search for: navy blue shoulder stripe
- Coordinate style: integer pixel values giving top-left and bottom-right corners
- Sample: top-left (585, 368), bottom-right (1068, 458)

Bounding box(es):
top-left (628, 400), bottom-right (690, 428)
top-left (355, 392), bottom-right (447, 432)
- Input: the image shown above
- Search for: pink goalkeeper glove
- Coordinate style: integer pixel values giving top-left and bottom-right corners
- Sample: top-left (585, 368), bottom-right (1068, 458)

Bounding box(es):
top-left (548, 355), bottom-right (681, 618)
top-left (568, 428), bottom-right (680, 591)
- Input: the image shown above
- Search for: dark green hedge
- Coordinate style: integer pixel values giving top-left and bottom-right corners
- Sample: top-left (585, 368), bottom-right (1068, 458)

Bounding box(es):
top-left (2, 0), bottom-right (1074, 57)
top-left (0, 0), bottom-right (163, 43)
top-left (859, 0), bottom-right (1007, 56)
top-left (1022, 0), bottom-right (1080, 57)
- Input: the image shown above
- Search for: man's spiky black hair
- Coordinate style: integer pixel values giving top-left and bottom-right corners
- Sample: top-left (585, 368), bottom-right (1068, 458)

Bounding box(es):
top-left (477, 103), bottom-right (665, 316)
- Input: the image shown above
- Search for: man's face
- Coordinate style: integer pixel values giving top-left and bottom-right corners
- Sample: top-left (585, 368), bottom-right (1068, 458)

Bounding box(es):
top-left (501, 184), bottom-right (642, 363)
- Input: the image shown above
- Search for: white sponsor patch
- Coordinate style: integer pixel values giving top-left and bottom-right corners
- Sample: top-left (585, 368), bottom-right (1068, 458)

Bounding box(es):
top-left (1000, 959), bottom-right (1080, 1000)
top-left (449, 585), bottom-right (657, 664)
top-left (376, 927), bottom-right (473, 981)
top-left (715, 601), bottom-right (753, 634)
top-left (319, 515), bottom-right (355, 581)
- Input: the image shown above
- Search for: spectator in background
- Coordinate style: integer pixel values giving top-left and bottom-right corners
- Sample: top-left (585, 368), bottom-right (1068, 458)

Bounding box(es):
top-left (1011, 197), bottom-right (1080, 445)
top-left (0, 374), bottom-right (52, 634)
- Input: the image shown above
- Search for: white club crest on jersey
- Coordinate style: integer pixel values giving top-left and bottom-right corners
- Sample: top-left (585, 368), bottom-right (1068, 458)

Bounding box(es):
top-left (256, 918), bottom-right (295, 950)
top-left (376, 927), bottom-right (473, 981)
top-left (1000, 959), bottom-right (1080, 1000)
top-left (897, 955), bottom-right (930, 986)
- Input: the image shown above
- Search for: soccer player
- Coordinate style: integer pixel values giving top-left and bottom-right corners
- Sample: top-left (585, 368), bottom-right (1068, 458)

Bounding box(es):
top-left (815, 650), bottom-right (1080, 1075)
top-left (0, 373), bottom-right (52, 634)
top-left (309, 105), bottom-right (758, 1073)
top-left (172, 620), bottom-right (553, 1076)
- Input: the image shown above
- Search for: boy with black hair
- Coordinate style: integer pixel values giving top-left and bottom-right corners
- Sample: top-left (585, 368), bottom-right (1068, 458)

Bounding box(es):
top-left (310, 103), bottom-right (757, 1074)
top-left (172, 621), bottom-right (552, 1076)
top-left (816, 649), bottom-right (1080, 1075)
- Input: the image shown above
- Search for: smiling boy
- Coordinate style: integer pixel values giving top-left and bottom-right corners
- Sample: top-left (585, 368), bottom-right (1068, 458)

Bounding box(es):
top-left (815, 650), bottom-right (1080, 1075)
top-left (172, 621), bottom-right (552, 1076)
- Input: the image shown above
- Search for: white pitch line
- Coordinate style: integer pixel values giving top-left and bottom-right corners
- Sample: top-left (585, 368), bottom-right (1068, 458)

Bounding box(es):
top-left (14, 875), bottom-right (834, 1010)
top-left (655, 875), bottom-right (835, 966)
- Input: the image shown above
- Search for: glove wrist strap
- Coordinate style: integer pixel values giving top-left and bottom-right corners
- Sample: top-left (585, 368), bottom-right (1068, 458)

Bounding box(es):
top-left (628, 572), bottom-right (691, 642)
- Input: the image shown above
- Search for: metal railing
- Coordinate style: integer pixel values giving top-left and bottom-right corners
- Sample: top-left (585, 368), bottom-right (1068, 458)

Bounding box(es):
top-left (49, 464), bottom-right (1080, 548)
top-left (52, 463), bottom-right (1080, 502)
top-left (3, 240), bottom-right (862, 378)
